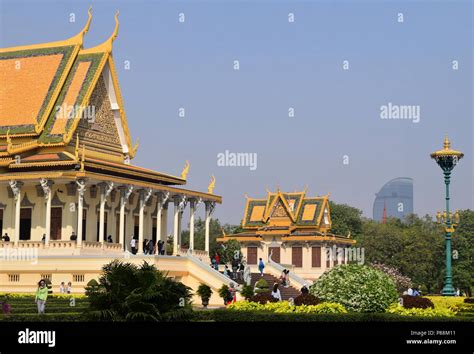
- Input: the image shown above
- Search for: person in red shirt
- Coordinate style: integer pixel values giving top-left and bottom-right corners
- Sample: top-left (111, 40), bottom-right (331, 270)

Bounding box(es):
top-left (215, 253), bottom-right (220, 265)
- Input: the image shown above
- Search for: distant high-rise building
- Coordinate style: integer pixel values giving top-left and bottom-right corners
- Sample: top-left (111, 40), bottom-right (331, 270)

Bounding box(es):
top-left (373, 177), bottom-right (414, 222)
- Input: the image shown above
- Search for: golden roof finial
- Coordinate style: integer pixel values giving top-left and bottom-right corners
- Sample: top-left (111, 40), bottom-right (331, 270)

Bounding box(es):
top-left (208, 175), bottom-right (216, 194)
top-left (69, 6), bottom-right (92, 45)
top-left (181, 160), bottom-right (190, 180)
top-left (443, 134), bottom-right (451, 150)
top-left (102, 10), bottom-right (120, 53)
top-left (129, 138), bottom-right (139, 158)
top-left (6, 128), bottom-right (11, 146)
top-left (83, 6), bottom-right (93, 35)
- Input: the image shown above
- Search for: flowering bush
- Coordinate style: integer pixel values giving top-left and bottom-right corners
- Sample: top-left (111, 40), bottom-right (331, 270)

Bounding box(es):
top-left (386, 303), bottom-right (456, 317)
top-left (370, 262), bottom-right (412, 293)
top-left (310, 264), bottom-right (398, 313)
top-left (401, 295), bottom-right (434, 309)
top-left (227, 301), bottom-right (347, 314)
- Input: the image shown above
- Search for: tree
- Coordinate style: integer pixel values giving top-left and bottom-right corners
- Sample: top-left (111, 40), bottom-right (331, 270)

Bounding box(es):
top-left (86, 260), bottom-right (192, 321)
top-left (451, 210), bottom-right (474, 296)
top-left (356, 215), bottom-right (445, 293)
top-left (329, 201), bottom-right (363, 237)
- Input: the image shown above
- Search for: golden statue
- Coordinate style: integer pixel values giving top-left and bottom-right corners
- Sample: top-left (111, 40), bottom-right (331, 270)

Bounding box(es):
top-left (181, 160), bottom-right (190, 180)
top-left (208, 175), bottom-right (216, 194)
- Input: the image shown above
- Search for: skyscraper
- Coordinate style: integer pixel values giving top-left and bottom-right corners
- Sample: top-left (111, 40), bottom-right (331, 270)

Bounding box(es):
top-left (373, 177), bottom-right (414, 222)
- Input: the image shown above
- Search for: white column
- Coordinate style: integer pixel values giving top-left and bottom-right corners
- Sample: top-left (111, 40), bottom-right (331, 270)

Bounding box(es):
top-left (204, 201), bottom-right (215, 253)
top-left (40, 179), bottom-right (53, 247)
top-left (9, 180), bottom-right (23, 247)
top-left (138, 188), bottom-right (152, 254)
top-left (161, 206), bottom-right (168, 242)
top-left (173, 197), bottom-right (180, 255)
top-left (99, 182), bottom-right (114, 246)
top-left (189, 200), bottom-right (195, 251)
top-left (76, 180), bottom-right (86, 247)
top-left (119, 186), bottom-right (133, 251)
top-left (155, 192), bottom-right (169, 254)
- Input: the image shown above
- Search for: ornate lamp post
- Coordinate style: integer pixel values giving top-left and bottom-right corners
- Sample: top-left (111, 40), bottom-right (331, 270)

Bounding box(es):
top-left (430, 136), bottom-right (464, 296)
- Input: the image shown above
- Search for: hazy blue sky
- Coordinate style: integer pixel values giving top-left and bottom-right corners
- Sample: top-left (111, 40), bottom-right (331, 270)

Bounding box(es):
top-left (1, 0), bottom-right (472, 225)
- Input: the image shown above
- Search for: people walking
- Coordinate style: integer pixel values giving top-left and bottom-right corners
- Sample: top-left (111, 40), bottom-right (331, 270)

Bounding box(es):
top-left (66, 282), bottom-right (72, 294)
top-left (35, 279), bottom-right (49, 314)
top-left (258, 258), bottom-right (265, 276)
top-left (130, 237), bottom-right (137, 254)
top-left (148, 239), bottom-right (155, 255)
top-left (59, 282), bottom-right (65, 294)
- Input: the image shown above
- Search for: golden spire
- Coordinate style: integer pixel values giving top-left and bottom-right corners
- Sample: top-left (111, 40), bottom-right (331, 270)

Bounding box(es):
top-left (208, 175), bottom-right (216, 194)
top-left (443, 135), bottom-right (451, 150)
top-left (430, 135), bottom-right (464, 160)
top-left (181, 160), bottom-right (190, 180)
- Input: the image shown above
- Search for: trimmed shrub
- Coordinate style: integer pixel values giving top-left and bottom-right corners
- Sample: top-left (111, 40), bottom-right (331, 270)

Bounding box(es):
top-left (401, 295), bottom-right (434, 309)
top-left (310, 264), bottom-right (398, 313)
top-left (227, 301), bottom-right (346, 314)
top-left (386, 304), bottom-right (455, 317)
top-left (464, 298), bottom-right (474, 304)
top-left (250, 293), bottom-right (277, 304)
top-left (205, 309), bottom-right (470, 322)
top-left (254, 278), bottom-right (269, 294)
top-left (294, 294), bottom-right (320, 306)
top-left (240, 284), bottom-right (254, 300)
top-left (425, 296), bottom-right (465, 310)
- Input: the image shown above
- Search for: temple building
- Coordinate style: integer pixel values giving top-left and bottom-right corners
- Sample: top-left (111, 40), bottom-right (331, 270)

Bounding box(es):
top-left (218, 189), bottom-right (356, 280)
top-left (0, 9), bottom-right (231, 304)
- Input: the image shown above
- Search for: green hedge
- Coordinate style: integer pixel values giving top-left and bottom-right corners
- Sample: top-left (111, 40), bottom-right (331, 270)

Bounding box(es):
top-left (191, 309), bottom-right (474, 322)
top-left (0, 312), bottom-right (85, 322)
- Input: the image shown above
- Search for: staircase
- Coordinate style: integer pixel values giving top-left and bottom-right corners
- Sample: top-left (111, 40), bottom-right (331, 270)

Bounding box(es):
top-left (230, 272), bottom-right (300, 301)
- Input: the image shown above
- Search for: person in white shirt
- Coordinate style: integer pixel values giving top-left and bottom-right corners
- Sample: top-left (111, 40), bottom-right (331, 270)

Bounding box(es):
top-left (66, 282), bottom-right (72, 294)
top-left (271, 283), bottom-right (282, 301)
top-left (59, 282), bottom-right (65, 294)
top-left (130, 237), bottom-right (137, 254)
top-left (407, 287), bottom-right (414, 296)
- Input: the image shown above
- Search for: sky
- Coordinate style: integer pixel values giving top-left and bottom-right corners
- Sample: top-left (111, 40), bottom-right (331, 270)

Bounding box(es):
top-left (1, 0), bottom-right (472, 225)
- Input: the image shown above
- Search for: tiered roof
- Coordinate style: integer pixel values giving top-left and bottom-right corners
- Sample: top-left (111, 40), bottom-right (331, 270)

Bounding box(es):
top-left (219, 189), bottom-right (353, 243)
top-left (0, 9), bottom-right (221, 202)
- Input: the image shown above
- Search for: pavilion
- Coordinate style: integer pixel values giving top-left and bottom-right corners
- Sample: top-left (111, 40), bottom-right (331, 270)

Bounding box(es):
top-left (217, 189), bottom-right (356, 280)
top-left (0, 9), bottom-right (229, 303)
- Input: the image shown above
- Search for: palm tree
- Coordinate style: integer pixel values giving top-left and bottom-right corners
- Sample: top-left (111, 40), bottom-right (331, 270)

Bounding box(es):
top-left (86, 260), bottom-right (192, 321)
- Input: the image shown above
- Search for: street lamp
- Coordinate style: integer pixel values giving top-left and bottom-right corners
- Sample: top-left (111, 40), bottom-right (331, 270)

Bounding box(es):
top-left (430, 135), bottom-right (464, 296)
